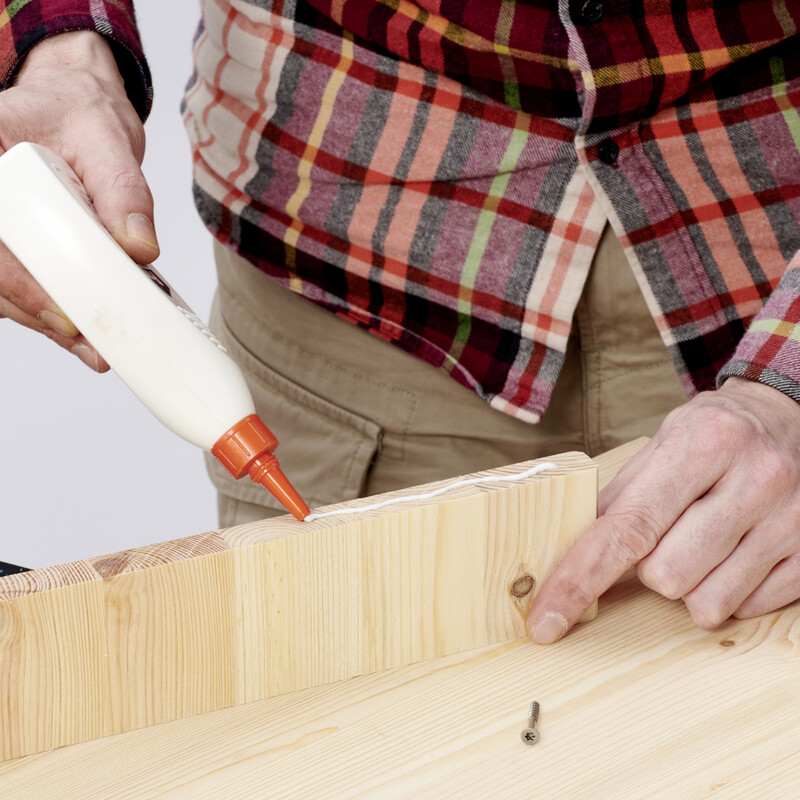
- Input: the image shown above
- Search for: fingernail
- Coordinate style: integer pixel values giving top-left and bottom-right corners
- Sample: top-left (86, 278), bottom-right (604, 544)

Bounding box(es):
top-left (71, 344), bottom-right (101, 372)
top-left (124, 213), bottom-right (159, 249)
top-left (531, 612), bottom-right (569, 645)
top-left (38, 309), bottom-right (78, 337)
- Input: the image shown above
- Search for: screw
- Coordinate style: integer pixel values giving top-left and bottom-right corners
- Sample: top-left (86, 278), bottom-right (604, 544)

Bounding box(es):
top-left (520, 701), bottom-right (540, 745)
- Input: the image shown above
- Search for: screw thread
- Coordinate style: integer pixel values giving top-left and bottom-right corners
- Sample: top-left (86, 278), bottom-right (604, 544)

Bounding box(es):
top-left (528, 701), bottom-right (540, 724)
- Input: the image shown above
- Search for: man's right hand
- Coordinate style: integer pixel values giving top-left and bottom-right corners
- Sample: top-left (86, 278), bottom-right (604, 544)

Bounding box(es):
top-left (0, 30), bottom-right (159, 371)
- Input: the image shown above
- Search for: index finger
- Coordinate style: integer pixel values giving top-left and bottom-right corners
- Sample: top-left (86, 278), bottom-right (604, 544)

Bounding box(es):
top-left (526, 436), bottom-right (723, 643)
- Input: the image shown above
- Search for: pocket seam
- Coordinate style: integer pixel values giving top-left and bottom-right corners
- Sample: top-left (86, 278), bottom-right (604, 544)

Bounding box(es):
top-left (219, 283), bottom-right (419, 459)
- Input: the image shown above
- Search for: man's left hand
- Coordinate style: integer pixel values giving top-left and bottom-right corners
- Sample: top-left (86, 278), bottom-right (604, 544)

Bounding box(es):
top-left (527, 377), bottom-right (800, 643)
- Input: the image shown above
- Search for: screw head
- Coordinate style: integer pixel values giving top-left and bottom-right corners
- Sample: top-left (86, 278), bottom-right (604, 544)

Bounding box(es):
top-left (520, 727), bottom-right (540, 745)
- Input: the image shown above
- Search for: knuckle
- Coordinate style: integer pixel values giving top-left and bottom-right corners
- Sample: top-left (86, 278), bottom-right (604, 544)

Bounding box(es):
top-left (108, 168), bottom-right (147, 195)
top-left (1, 268), bottom-right (39, 312)
top-left (697, 404), bottom-right (752, 446)
top-left (753, 447), bottom-right (797, 495)
top-left (88, 162), bottom-right (151, 218)
top-left (125, 119), bottom-right (146, 163)
top-left (637, 557), bottom-right (687, 600)
top-left (685, 595), bottom-right (731, 629)
top-left (560, 575), bottom-right (597, 611)
top-left (657, 402), bottom-right (690, 436)
top-left (661, 404), bottom-right (686, 428)
top-left (603, 506), bottom-right (661, 567)
top-left (546, 562), bottom-right (598, 613)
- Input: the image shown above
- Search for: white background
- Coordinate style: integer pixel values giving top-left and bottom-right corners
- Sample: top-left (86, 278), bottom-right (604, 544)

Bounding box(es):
top-left (0, 1), bottom-right (220, 568)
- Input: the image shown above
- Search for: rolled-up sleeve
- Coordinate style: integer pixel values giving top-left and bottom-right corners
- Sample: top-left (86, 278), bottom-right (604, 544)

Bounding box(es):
top-left (718, 253), bottom-right (800, 404)
top-left (0, 0), bottom-right (152, 120)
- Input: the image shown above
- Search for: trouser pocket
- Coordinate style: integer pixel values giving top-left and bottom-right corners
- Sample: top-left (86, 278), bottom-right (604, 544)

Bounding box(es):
top-left (205, 291), bottom-right (382, 516)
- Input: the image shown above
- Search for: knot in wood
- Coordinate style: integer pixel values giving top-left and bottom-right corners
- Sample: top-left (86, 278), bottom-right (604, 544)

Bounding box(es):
top-left (510, 575), bottom-right (535, 598)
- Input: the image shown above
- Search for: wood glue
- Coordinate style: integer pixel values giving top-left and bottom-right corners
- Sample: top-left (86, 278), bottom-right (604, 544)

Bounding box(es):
top-left (0, 142), bottom-right (309, 521)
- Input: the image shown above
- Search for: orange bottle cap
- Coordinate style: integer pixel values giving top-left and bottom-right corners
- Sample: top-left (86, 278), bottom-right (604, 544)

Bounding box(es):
top-left (211, 414), bottom-right (310, 521)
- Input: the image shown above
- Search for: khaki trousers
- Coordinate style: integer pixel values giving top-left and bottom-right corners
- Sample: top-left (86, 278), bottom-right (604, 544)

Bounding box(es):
top-left (206, 226), bottom-right (688, 527)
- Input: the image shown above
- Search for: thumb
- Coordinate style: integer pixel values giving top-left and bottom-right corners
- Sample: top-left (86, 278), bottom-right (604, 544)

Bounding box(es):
top-left (81, 153), bottom-right (160, 265)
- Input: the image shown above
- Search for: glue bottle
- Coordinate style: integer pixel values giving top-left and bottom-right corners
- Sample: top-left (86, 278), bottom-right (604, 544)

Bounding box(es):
top-left (0, 142), bottom-right (309, 521)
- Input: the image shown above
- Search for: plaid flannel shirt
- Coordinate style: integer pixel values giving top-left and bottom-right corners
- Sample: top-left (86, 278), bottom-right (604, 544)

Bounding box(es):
top-left (3, 1), bottom-right (800, 422)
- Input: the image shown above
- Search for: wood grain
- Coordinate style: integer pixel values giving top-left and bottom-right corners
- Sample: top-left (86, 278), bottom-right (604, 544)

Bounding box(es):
top-left (4, 437), bottom-right (797, 800)
top-left (0, 451), bottom-right (597, 761)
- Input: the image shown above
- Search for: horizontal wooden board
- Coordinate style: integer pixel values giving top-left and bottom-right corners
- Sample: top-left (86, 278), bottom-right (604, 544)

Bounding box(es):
top-left (0, 451), bottom-right (597, 761)
top-left (5, 439), bottom-right (798, 799)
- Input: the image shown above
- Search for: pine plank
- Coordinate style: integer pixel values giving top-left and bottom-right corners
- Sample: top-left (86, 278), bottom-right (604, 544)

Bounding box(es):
top-left (3, 437), bottom-right (797, 799)
top-left (220, 452), bottom-right (597, 703)
top-left (0, 451), bottom-right (597, 760)
top-left (0, 565), bottom-right (108, 760)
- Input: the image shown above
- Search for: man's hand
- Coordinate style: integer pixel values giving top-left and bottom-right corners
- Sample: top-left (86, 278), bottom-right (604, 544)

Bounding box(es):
top-left (0, 30), bottom-right (158, 370)
top-left (527, 377), bottom-right (800, 643)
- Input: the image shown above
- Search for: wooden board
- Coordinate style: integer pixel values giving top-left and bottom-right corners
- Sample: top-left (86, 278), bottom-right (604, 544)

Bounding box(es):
top-left (0, 451), bottom-right (597, 761)
top-left (4, 438), bottom-right (798, 799)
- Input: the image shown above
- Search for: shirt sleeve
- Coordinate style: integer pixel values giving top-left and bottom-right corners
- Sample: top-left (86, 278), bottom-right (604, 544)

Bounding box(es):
top-left (717, 251), bottom-right (800, 404)
top-left (0, 0), bottom-right (152, 121)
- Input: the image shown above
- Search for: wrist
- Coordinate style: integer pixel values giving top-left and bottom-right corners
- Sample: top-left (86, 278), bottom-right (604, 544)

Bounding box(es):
top-left (14, 31), bottom-right (124, 89)
top-left (720, 375), bottom-right (800, 415)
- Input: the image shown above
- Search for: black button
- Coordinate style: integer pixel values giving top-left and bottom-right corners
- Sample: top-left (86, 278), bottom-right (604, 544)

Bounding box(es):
top-left (578, 0), bottom-right (604, 23)
top-left (597, 139), bottom-right (619, 165)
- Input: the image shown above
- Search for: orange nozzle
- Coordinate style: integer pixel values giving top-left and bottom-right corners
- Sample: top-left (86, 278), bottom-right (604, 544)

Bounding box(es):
top-left (211, 414), bottom-right (310, 521)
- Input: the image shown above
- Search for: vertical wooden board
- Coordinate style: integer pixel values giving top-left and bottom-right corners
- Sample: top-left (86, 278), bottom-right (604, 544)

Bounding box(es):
top-left (358, 505), bottom-right (438, 674)
top-left (0, 577), bottom-right (108, 760)
top-left (229, 540), bottom-right (273, 703)
top-left (102, 550), bottom-right (238, 734)
top-left (481, 468), bottom-right (595, 641)
top-left (235, 498), bottom-right (490, 701)
top-left (483, 481), bottom-right (536, 640)
top-left (269, 525), bottom-right (361, 697)
top-left (232, 524), bottom-right (362, 702)
top-left (225, 453), bottom-right (597, 703)
top-left (431, 495), bottom-right (489, 658)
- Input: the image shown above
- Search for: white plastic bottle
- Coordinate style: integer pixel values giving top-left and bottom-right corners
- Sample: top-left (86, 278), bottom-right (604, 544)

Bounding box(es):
top-left (0, 142), bottom-right (309, 520)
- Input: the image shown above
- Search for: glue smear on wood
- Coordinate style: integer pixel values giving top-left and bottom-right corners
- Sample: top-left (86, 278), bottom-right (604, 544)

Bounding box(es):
top-left (304, 462), bottom-right (558, 522)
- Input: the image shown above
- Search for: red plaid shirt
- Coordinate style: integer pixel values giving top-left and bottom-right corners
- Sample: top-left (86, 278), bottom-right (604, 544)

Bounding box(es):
top-left (3, 0), bottom-right (800, 422)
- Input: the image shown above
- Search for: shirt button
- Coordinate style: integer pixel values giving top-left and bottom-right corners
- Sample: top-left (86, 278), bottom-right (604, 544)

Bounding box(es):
top-left (597, 139), bottom-right (619, 165)
top-left (578, 0), bottom-right (605, 23)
